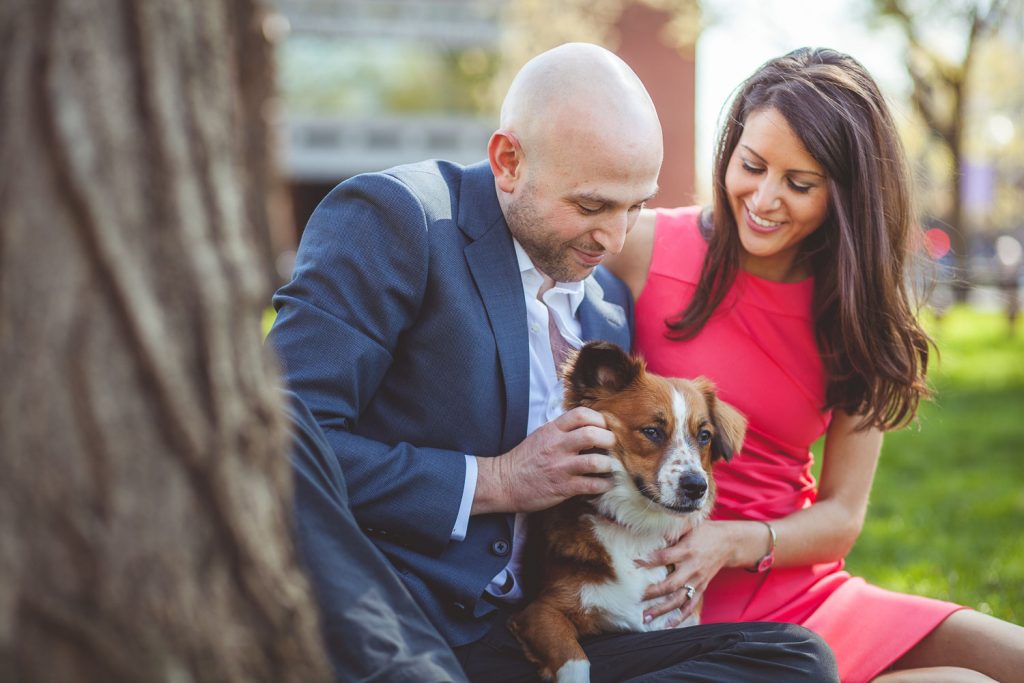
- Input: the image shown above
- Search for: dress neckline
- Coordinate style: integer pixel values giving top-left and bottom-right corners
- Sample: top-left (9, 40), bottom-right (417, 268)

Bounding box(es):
top-left (733, 268), bottom-right (815, 319)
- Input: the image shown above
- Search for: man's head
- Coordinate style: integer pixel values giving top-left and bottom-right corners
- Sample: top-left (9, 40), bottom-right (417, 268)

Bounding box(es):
top-left (488, 43), bottom-right (663, 282)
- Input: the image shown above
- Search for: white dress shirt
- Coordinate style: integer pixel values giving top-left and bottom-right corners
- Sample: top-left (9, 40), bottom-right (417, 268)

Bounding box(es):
top-left (450, 239), bottom-right (587, 602)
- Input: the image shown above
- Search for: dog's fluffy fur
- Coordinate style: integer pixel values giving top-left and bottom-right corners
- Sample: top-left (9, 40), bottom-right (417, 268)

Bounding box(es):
top-left (508, 342), bottom-right (747, 683)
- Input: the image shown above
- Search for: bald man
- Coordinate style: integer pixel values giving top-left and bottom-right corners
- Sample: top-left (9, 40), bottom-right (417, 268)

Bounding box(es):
top-left (270, 44), bottom-right (838, 682)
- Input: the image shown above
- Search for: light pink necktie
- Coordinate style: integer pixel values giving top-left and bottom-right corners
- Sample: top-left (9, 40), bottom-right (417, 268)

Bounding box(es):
top-left (539, 274), bottom-right (574, 373)
top-left (547, 306), bottom-right (573, 373)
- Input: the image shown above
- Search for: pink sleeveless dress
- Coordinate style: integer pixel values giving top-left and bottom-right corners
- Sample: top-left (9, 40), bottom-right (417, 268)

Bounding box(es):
top-left (635, 207), bottom-right (963, 683)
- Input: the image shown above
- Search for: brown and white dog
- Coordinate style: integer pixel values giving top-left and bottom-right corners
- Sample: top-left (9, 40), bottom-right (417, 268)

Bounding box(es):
top-left (508, 341), bottom-right (747, 683)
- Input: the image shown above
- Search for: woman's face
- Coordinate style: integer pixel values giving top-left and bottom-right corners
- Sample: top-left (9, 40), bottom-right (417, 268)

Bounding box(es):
top-left (724, 107), bottom-right (830, 282)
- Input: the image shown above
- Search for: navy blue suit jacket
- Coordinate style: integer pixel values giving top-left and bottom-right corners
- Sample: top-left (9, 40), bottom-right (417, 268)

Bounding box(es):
top-left (269, 159), bottom-right (634, 647)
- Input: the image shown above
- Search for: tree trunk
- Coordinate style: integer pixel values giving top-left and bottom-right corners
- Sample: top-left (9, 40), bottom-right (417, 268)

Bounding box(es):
top-left (0, 0), bottom-right (332, 681)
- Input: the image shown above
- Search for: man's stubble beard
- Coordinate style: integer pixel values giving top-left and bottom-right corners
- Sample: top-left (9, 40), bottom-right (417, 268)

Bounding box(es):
top-left (504, 185), bottom-right (599, 283)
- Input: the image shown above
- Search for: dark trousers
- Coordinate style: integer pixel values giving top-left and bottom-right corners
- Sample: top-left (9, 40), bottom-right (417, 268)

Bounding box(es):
top-left (455, 614), bottom-right (838, 683)
top-left (286, 392), bottom-right (468, 683)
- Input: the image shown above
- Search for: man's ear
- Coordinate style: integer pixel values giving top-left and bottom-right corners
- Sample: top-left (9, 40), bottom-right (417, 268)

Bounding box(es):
top-left (488, 130), bottom-right (523, 194)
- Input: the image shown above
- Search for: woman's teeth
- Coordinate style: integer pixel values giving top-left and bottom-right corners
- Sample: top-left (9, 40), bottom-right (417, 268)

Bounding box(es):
top-left (748, 209), bottom-right (781, 228)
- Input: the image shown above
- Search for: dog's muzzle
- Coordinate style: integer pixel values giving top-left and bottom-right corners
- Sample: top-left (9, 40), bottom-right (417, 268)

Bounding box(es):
top-left (677, 472), bottom-right (708, 506)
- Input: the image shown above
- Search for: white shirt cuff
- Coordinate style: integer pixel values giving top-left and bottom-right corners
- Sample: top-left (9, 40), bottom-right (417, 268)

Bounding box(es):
top-left (451, 454), bottom-right (477, 541)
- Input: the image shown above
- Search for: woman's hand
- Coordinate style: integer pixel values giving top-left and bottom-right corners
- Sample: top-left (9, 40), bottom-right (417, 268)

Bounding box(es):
top-left (638, 520), bottom-right (734, 626)
top-left (636, 411), bottom-right (885, 627)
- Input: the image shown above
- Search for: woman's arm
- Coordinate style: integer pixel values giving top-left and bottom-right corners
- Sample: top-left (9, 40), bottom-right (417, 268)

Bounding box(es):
top-left (604, 207), bottom-right (657, 301)
top-left (640, 409), bottom-right (883, 623)
top-left (766, 410), bottom-right (883, 565)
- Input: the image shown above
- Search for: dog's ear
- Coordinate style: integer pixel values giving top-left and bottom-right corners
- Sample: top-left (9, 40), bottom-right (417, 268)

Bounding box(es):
top-left (694, 377), bottom-right (747, 462)
top-left (563, 341), bottom-right (643, 408)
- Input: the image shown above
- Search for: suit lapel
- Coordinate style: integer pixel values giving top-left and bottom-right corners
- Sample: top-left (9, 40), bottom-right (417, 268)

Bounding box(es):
top-left (457, 163), bottom-right (631, 450)
top-left (460, 163), bottom-right (530, 452)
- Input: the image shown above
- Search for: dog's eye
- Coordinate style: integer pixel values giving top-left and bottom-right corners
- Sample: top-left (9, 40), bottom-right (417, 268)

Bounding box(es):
top-left (696, 428), bottom-right (712, 446)
top-left (640, 427), bottom-right (665, 444)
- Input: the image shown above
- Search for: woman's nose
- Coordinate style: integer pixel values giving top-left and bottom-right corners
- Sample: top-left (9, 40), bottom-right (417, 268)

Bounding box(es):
top-left (752, 179), bottom-right (783, 214)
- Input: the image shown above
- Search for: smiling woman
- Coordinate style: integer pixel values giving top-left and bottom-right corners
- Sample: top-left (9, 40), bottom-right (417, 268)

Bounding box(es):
top-left (605, 46), bottom-right (1024, 683)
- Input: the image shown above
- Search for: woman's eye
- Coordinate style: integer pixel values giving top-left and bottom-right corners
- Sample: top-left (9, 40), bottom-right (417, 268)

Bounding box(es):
top-left (741, 161), bottom-right (764, 174)
top-left (697, 429), bottom-right (712, 445)
top-left (788, 180), bottom-right (813, 194)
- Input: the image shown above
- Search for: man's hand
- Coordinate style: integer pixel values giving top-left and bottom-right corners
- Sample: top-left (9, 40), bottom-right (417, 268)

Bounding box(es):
top-left (472, 407), bottom-right (618, 514)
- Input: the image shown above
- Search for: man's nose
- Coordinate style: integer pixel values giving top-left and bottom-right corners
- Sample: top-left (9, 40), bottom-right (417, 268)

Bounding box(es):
top-left (594, 211), bottom-right (632, 254)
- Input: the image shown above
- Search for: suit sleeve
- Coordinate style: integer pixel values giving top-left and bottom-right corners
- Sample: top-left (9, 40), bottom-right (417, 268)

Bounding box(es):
top-left (285, 391), bottom-right (467, 683)
top-left (268, 172), bottom-right (465, 556)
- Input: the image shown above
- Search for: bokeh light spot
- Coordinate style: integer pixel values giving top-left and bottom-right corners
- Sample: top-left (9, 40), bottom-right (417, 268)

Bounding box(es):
top-left (925, 228), bottom-right (951, 260)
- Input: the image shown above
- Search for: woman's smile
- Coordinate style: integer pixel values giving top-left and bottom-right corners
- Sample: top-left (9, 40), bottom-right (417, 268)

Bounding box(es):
top-left (744, 206), bottom-right (784, 232)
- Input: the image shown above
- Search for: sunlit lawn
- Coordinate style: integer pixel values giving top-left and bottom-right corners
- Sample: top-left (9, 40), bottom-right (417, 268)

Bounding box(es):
top-left (841, 306), bottom-right (1024, 623)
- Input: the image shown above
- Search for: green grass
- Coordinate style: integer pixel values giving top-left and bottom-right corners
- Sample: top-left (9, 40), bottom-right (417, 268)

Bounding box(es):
top-left (262, 308), bottom-right (276, 338)
top-left (841, 306), bottom-right (1024, 623)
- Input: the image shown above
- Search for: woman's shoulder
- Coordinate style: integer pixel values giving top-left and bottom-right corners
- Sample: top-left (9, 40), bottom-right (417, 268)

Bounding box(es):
top-left (652, 205), bottom-right (707, 240)
top-left (605, 205), bottom-right (709, 299)
top-left (647, 206), bottom-right (709, 281)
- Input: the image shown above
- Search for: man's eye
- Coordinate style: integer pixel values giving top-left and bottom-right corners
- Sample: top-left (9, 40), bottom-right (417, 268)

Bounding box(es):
top-left (578, 204), bottom-right (601, 215)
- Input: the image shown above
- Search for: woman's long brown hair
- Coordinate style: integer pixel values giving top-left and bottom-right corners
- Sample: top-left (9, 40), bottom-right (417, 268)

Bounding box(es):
top-left (666, 48), bottom-right (932, 431)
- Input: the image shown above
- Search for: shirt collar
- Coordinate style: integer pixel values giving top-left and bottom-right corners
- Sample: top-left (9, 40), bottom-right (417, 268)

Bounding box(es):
top-left (512, 239), bottom-right (587, 316)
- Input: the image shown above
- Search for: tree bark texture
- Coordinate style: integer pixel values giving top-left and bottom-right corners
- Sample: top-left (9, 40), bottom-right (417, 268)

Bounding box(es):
top-left (0, 0), bottom-right (331, 681)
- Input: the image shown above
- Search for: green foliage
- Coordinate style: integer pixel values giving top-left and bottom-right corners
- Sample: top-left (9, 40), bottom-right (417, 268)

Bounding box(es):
top-left (844, 306), bottom-right (1024, 622)
top-left (262, 308), bottom-right (276, 339)
top-left (279, 38), bottom-right (500, 116)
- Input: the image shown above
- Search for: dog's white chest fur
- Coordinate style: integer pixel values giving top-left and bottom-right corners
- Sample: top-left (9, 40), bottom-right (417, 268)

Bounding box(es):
top-left (578, 516), bottom-right (699, 633)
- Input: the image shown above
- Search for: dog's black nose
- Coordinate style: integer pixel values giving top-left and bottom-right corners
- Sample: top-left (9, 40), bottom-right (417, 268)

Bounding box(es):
top-left (680, 473), bottom-right (707, 501)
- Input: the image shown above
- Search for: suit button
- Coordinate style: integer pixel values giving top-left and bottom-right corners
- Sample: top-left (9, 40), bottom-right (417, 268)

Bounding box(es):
top-left (490, 539), bottom-right (511, 557)
top-left (452, 601), bottom-right (467, 612)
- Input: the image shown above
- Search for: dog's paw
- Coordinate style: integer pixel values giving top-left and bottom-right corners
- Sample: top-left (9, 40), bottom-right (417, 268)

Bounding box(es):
top-left (555, 658), bottom-right (591, 683)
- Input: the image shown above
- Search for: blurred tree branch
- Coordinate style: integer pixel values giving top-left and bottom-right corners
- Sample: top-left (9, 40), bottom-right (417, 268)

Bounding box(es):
top-left (871, 0), bottom-right (1014, 301)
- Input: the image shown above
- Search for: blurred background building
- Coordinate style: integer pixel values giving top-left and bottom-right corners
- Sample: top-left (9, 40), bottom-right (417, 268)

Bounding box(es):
top-left (272, 0), bottom-right (699, 249)
top-left (269, 0), bottom-right (1023, 316)
top-left (273, 0), bottom-right (504, 234)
